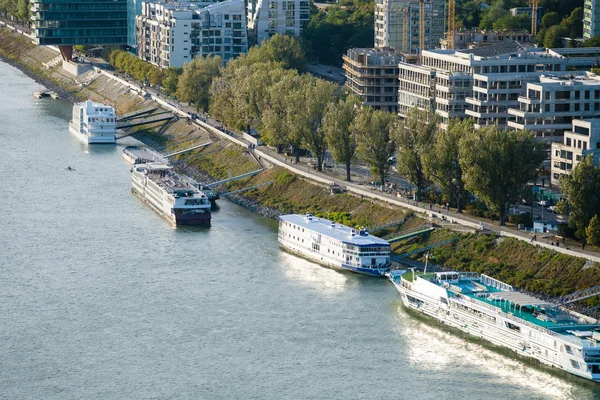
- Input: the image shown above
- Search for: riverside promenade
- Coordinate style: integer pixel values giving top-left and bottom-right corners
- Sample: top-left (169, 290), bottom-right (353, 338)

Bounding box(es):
top-left (5, 19), bottom-right (596, 262)
top-left (97, 67), bottom-right (600, 263)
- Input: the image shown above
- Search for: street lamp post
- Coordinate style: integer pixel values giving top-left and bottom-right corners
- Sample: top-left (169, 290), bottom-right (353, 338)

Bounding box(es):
top-left (540, 189), bottom-right (544, 221)
top-left (446, 202), bottom-right (449, 216)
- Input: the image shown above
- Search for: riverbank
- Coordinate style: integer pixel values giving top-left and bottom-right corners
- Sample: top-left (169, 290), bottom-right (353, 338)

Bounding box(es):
top-left (3, 26), bottom-right (600, 307)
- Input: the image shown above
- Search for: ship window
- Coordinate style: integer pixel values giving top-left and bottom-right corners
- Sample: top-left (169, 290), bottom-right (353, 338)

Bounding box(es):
top-left (505, 322), bottom-right (521, 332)
top-left (571, 359), bottom-right (581, 369)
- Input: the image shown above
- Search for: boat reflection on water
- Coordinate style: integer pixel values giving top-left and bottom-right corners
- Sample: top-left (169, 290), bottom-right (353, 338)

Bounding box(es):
top-left (393, 305), bottom-right (583, 399)
top-left (279, 251), bottom-right (348, 294)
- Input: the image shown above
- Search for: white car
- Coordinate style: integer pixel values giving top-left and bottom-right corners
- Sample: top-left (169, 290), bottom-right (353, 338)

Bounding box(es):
top-left (387, 156), bottom-right (397, 164)
top-left (538, 200), bottom-right (551, 207)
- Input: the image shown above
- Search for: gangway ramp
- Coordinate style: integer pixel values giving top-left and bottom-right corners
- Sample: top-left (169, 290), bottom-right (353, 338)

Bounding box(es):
top-left (117, 107), bottom-right (158, 121)
top-left (116, 114), bottom-right (175, 130)
top-left (164, 141), bottom-right (212, 158)
top-left (206, 169), bottom-right (263, 188)
top-left (386, 226), bottom-right (435, 243)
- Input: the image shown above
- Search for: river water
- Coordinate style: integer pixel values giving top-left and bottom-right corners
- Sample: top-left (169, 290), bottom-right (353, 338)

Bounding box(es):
top-left (0, 60), bottom-right (597, 399)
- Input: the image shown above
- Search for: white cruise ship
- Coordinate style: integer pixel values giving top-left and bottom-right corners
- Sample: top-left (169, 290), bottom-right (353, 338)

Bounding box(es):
top-left (278, 213), bottom-right (391, 277)
top-left (388, 270), bottom-right (600, 381)
top-left (131, 162), bottom-right (211, 226)
top-left (69, 100), bottom-right (117, 144)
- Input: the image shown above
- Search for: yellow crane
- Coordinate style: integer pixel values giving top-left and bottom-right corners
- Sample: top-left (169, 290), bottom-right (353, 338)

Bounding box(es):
top-left (531, 0), bottom-right (540, 37)
top-left (447, 0), bottom-right (455, 49)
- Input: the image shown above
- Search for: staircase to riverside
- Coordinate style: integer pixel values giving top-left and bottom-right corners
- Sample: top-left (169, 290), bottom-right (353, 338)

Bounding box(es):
top-left (43, 55), bottom-right (63, 69)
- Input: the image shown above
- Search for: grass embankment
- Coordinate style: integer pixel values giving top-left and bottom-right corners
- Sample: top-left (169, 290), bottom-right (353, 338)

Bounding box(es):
top-left (394, 229), bottom-right (600, 301)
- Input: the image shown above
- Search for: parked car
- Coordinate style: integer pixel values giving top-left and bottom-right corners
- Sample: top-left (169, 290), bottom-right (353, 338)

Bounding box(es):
top-left (538, 200), bottom-right (551, 207)
top-left (521, 198), bottom-right (532, 205)
top-left (387, 156), bottom-right (397, 164)
top-left (548, 205), bottom-right (558, 213)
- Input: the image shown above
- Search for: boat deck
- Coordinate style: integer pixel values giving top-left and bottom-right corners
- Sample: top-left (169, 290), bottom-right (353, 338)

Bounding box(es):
top-left (429, 276), bottom-right (600, 338)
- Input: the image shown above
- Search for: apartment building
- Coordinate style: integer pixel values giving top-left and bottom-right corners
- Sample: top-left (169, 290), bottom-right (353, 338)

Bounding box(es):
top-left (440, 30), bottom-right (533, 50)
top-left (246, 0), bottom-right (310, 45)
top-left (508, 73), bottom-right (600, 142)
top-left (398, 42), bottom-right (600, 129)
top-left (136, 0), bottom-right (248, 68)
top-left (374, 0), bottom-right (446, 54)
top-left (584, 0), bottom-right (600, 40)
top-left (551, 119), bottom-right (600, 184)
top-left (343, 48), bottom-right (403, 112)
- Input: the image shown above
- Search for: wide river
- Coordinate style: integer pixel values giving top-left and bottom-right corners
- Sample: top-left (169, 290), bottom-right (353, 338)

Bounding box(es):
top-left (0, 60), bottom-right (598, 399)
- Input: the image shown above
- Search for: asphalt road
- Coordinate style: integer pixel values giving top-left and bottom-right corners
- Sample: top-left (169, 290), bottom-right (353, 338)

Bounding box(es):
top-left (306, 63), bottom-right (346, 83)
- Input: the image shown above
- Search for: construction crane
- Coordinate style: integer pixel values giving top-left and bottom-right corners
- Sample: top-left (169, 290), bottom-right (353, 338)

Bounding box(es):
top-left (402, 7), bottom-right (410, 53)
top-left (531, 0), bottom-right (540, 37)
top-left (447, 0), bottom-right (455, 49)
top-left (419, 0), bottom-right (425, 62)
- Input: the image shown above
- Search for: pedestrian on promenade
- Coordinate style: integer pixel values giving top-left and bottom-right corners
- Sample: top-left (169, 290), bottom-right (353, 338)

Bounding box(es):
top-left (582, 242), bottom-right (586, 250)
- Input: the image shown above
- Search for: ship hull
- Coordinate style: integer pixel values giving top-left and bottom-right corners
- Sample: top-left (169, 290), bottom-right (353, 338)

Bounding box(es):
top-left (389, 279), bottom-right (600, 382)
top-left (280, 243), bottom-right (388, 277)
top-left (69, 124), bottom-right (116, 144)
top-left (174, 212), bottom-right (211, 226)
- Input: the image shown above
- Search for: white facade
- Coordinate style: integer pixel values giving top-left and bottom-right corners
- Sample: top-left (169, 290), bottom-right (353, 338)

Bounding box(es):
top-left (551, 119), bottom-right (600, 185)
top-left (508, 73), bottom-right (600, 142)
top-left (136, 0), bottom-right (248, 68)
top-left (584, 0), bottom-right (600, 40)
top-left (246, 0), bottom-right (310, 45)
top-left (278, 213), bottom-right (391, 276)
top-left (69, 100), bottom-right (117, 144)
top-left (374, 0), bottom-right (446, 54)
top-left (398, 44), bottom-right (600, 129)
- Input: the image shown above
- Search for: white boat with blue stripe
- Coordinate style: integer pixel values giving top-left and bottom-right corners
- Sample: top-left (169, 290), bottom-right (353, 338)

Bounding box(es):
top-left (278, 213), bottom-right (391, 277)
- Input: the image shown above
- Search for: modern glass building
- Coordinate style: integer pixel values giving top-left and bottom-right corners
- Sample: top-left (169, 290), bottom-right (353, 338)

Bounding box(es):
top-left (30, 0), bottom-right (128, 58)
top-left (128, 0), bottom-right (142, 49)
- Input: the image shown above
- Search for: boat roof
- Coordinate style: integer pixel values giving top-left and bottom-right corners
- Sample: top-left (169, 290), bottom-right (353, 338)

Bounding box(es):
top-left (279, 214), bottom-right (389, 246)
top-left (488, 291), bottom-right (553, 307)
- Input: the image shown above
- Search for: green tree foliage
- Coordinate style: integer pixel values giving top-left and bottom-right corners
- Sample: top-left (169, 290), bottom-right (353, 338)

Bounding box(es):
top-left (583, 35), bottom-right (600, 48)
top-left (492, 14), bottom-right (530, 31)
top-left (543, 25), bottom-right (568, 48)
top-left (323, 94), bottom-right (361, 181)
top-left (106, 49), bottom-right (166, 88)
top-left (0, 0), bottom-right (28, 20)
top-left (176, 55), bottom-right (221, 112)
top-left (302, 0), bottom-right (374, 66)
top-left (162, 67), bottom-right (183, 96)
top-left (393, 107), bottom-right (437, 202)
top-left (260, 72), bottom-right (303, 152)
top-left (293, 76), bottom-right (340, 171)
top-left (540, 11), bottom-right (560, 29)
top-left (479, 1), bottom-right (508, 30)
top-left (455, 0), bottom-right (485, 29)
top-left (232, 34), bottom-right (306, 71)
top-left (459, 127), bottom-right (546, 226)
top-left (353, 107), bottom-right (396, 188)
top-left (423, 118), bottom-right (471, 213)
top-left (558, 156), bottom-right (600, 239)
top-left (586, 215), bottom-right (600, 247)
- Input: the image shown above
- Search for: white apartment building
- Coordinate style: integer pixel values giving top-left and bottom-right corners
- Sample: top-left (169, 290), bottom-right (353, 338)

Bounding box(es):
top-left (136, 0), bottom-right (248, 68)
top-left (508, 73), bottom-right (600, 142)
top-left (246, 0), bottom-right (310, 45)
top-left (343, 48), bottom-right (404, 112)
top-left (374, 0), bottom-right (446, 54)
top-left (551, 119), bottom-right (600, 184)
top-left (440, 29), bottom-right (533, 50)
top-left (398, 42), bottom-right (600, 130)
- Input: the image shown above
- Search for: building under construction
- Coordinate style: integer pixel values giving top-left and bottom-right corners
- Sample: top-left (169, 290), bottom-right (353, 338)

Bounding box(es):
top-left (374, 0), bottom-right (446, 55)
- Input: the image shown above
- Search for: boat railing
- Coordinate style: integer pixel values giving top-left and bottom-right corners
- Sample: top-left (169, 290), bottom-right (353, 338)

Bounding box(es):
top-left (451, 295), bottom-right (583, 346)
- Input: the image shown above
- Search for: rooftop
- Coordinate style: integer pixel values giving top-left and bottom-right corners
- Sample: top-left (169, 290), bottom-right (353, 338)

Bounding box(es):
top-left (280, 214), bottom-right (390, 247)
top-left (458, 41), bottom-right (530, 58)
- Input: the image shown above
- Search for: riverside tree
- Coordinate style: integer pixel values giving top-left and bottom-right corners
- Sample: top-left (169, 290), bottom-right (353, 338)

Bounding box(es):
top-left (459, 126), bottom-right (546, 226)
top-left (353, 107), bottom-right (396, 189)
top-left (296, 75), bottom-right (340, 171)
top-left (393, 107), bottom-right (437, 201)
top-left (176, 55), bottom-right (221, 112)
top-left (423, 118), bottom-right (471, 213)
top-left (323, 94), bottom-right (361, 181)
top-left (587, 215), bottom-right (600, 247)
top-left (557, 155), bottom-right (600, 238)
